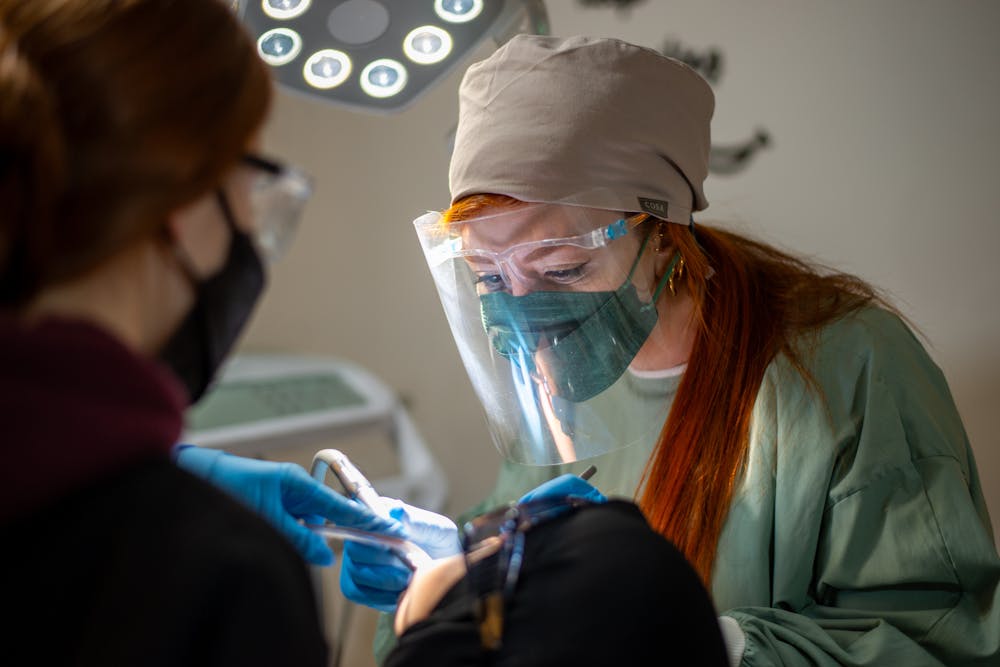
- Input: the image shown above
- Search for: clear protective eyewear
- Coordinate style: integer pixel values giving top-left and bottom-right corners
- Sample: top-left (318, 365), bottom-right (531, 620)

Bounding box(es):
top-left (242, 153), bottom-right (313, 263)
top-left (417, 208), bottom-right (649, 295)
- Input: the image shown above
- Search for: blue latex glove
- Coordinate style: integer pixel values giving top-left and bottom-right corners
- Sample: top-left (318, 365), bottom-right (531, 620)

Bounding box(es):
top-left (340, 498), bottom-right (461, 612)
top-left (339, 476), bottom-right (604, 612)
top-left (174, 445), bottom-right (401, 566)
top-left (518, 473), bottom-right (608, 505)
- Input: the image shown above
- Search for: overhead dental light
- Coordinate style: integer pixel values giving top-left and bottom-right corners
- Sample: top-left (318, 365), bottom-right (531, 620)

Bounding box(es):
top-left (258, 27), bottom-right (304, 66)
top-left (403, 25), bottom-right (454, 65)
top-left (233, 0), bottom-right (548, 113)
top-left (434, 0), bottom-right (484, 23)
top-left (302, 48), bottom-right (352, 88)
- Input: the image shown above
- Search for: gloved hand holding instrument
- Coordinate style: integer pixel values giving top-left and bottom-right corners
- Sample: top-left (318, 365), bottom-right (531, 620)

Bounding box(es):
top-left (338, 461), bottom-right (604, 612)
top-left (174, 445), bottom-right (408, 566)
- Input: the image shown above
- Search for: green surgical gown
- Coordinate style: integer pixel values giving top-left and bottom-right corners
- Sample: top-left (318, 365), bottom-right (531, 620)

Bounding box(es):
top-left (376, 307), bottom-right (1000, 665)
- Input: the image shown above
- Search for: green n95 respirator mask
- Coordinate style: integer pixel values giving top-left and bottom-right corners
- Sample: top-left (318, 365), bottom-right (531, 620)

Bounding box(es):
top-left (480, 237), bottom-right (679, 403)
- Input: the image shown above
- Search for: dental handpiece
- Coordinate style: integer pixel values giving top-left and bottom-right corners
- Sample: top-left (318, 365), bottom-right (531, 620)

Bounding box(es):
top-left (320, 448), bottom-right (392, 519)
top-left (311, 449), bottom-right (427, 571)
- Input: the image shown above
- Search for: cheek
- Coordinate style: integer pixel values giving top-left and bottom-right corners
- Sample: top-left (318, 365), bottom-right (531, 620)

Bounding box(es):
top-left (590, 236), bottom-right (647, 291)
top-left (584, 251), bottom-right (640, 292)
top-left (627, 254), bottom-right (662, 299)
top-left (394, 555), bottom-right (468, 635)
top-left (175, 195), bottom-right (231, 276)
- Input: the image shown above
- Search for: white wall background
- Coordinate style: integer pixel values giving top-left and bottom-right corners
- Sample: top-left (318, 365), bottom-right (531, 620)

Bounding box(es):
top-left (245, 0), bottom-right (1000, 548)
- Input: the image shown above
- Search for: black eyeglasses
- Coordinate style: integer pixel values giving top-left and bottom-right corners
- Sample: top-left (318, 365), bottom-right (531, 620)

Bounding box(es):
top-left (460, 494), bottom-right (597, 651)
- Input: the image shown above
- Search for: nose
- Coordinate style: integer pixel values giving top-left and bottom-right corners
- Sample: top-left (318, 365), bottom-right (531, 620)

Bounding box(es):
top-left (506, 273), bottom-right (533, 297)
top-left (496, 260), bottom-right (533, 297)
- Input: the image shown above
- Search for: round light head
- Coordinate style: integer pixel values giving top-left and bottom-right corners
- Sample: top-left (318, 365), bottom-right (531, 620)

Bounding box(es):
top-left (303, 50), bottom-right (352, 89)
top-left (257, 28), bottom-right (302, 66)
top-left (261, 0), bottom-right (311, 20)
top-left (434, 0), bottom-right (483, 24)
top-left (403, 26), bottom-right (453, 65)
top-left (360, 59), bottom-right (408, 98)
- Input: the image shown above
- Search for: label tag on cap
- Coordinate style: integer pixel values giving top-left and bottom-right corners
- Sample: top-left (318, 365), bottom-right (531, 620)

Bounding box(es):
top-left (637, 197), bottom-right (669, 218)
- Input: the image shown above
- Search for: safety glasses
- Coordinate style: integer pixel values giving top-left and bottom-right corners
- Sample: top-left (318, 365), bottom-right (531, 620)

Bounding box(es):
top-left (460, 494), bottom-right (597, 650)
top-left (242, 153), bottom-right (313, 262)
top-left (416, 207), bottom-right (649, 294)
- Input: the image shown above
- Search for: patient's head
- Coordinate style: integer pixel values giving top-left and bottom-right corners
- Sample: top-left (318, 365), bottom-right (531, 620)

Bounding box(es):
top-left (389, 500), bottom-right (728, 667)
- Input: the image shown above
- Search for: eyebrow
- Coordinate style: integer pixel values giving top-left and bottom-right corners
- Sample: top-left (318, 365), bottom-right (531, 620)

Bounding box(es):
top-left (519, 244), bottom-right (587, 264)
top-left (462, 240), bottom-right (591, 268)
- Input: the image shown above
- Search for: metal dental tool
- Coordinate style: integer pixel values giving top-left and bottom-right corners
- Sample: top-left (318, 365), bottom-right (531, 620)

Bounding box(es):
top-left (314, 448), bottom-right (392, 519)
top-left (311, 448), bottom-right (429, 571)
top-left (304, 523), bottom-right (432, 571)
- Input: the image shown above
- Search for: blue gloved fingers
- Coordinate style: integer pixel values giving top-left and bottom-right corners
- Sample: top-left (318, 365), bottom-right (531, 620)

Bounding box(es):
top-left (333, 495), bottom-right (460, 611)
top-left (383, 499), bottom-right (462, 559)
top-left (278, 465), bottom-right (405, 536)
top-left (174, 444), bottom-right (228, 482)
top-left (340, 543), bottom-right (411, 612)
top-left (174, 448), bottom-right (398, 565)
top-left (519, 473), bottom-right (608, 505)
top-left (275, 513), bottom-right (336, 566)
top-left (343, 552), bottom-right (412, 591)
top-left (343, 540), bottom-right (411, 569)
top-left (340, 573), bottom-right (403, 613)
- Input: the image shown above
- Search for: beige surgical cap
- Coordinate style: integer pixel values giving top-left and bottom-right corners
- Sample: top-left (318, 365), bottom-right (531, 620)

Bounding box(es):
top-left (449, 34), bottom-right (715, 224)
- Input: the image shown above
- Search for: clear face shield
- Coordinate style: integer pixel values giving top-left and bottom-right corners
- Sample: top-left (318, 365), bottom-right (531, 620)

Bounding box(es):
top-left (414, 203), bottom-right (680, 465)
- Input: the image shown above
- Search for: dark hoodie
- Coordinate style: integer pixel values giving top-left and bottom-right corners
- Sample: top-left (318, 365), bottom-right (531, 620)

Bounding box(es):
top-left (0, 316), bottom-right (327, 666)
top-left (386, 500), bottom-right (729, 667)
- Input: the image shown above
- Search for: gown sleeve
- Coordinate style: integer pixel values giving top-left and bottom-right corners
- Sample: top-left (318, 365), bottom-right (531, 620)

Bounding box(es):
top-left (719, 309), bottom-right (999, 666)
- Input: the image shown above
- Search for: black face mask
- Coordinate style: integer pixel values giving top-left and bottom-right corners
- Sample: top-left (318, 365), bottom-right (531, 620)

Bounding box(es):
top-left (159, 192), bottom-right (266, 404)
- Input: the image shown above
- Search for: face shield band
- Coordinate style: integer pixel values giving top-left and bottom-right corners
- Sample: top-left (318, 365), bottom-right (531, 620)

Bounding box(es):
top-left (415, 202), bottom-right (681, 466)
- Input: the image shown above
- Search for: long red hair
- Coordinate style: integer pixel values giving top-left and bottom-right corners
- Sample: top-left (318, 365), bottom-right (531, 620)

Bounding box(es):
top-left (642, 221), bottom-right (889, 583)
top-left (446, 194), bottom-right (886, 585)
